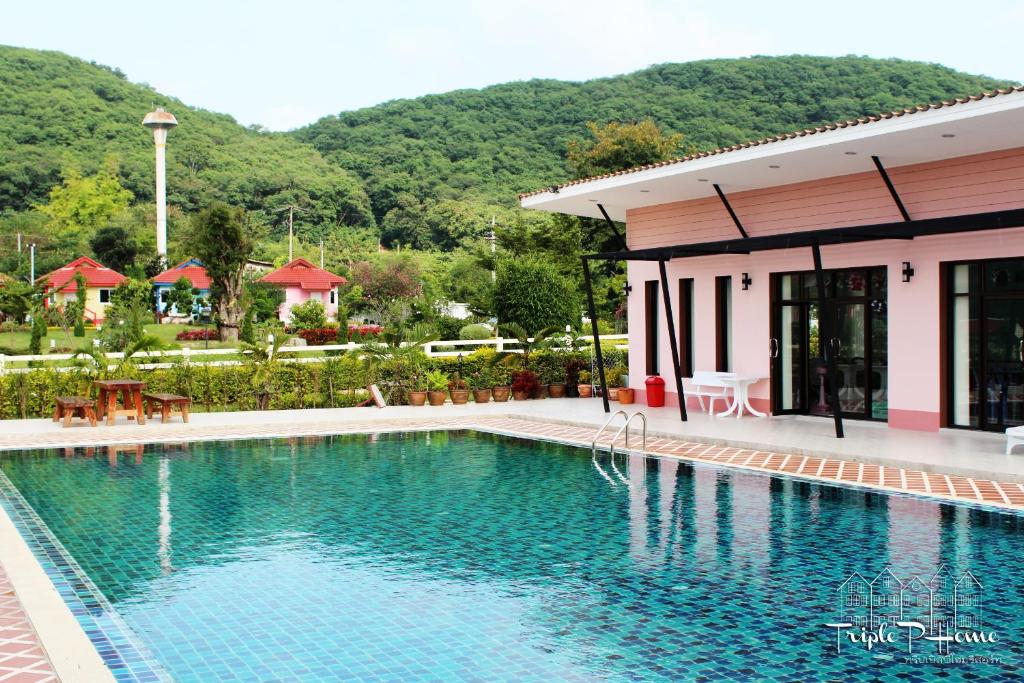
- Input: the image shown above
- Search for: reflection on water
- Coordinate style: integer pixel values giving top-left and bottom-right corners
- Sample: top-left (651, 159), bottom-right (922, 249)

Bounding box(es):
top-left (1, 433), bottom-right (1022, 682)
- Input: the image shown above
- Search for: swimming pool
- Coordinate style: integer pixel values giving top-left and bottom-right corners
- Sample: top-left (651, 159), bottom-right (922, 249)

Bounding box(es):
top-left (0, 431), bottom-right (1021, 681)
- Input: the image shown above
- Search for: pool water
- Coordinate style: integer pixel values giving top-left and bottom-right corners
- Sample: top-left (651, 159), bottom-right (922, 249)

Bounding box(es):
top-left (1, 431), bottom-right (1022, 682)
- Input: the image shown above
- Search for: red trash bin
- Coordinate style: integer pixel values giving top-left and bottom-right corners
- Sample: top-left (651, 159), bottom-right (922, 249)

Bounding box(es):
top-left (645, 375), bottom-right (666, 407)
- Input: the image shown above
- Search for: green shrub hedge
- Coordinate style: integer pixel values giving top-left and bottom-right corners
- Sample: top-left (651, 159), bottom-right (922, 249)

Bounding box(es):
top-left (0, 347), bottom-right (627, 418)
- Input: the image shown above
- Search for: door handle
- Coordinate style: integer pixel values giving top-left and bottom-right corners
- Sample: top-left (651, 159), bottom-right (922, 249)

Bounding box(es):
top-left (769, 338), bottom-right (779, 358)
top-left (1019, 339), bottom-right (1023, 363)
top-left (831, 337), bottom-right (841, 356)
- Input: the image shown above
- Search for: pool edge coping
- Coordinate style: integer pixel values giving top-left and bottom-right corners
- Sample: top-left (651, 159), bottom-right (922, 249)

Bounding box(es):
top-left (0, 499), bottom-right (115, 683)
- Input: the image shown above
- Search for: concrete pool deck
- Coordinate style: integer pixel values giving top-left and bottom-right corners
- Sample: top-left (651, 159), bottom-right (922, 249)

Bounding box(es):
top-left (0, 399), bottom-right (1022, 681)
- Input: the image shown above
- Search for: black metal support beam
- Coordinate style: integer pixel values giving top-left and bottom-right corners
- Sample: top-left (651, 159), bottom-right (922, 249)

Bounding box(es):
top-left (811, 242), bottom-right (844, 438)
top-left (587, 207), bottom-right (1024, 262)
top-left (596, 203), bottom-right (629, 252)
top-left (582, 257), bottom-right (610, 413)
top-left (872, 156), bottom-right (911, 222)
top-left (713, 184), bottom-right (749, 239)
top-left (658, 260), bottom-right (687, 422)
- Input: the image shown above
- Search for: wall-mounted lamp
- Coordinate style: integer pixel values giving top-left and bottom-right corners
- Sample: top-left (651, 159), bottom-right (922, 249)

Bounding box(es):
top-left (622, 281), bottom-right (633, 297)
top-left (741, 273), bottom-right (752, 290)
top-left (901, 261), bottom-right (915, 283)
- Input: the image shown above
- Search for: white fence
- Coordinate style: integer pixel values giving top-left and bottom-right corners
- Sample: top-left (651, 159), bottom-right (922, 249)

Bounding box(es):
top-left (0, 335), bottom-right (629, 374)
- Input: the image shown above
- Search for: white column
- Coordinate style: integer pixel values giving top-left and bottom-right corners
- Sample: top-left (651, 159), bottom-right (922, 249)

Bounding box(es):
top-left (153, 127), bottom-right (169, 261)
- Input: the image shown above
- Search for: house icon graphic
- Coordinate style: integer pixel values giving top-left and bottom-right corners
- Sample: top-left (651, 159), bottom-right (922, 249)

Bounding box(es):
top-left (955, 570), bottom-right (983, 631)
top-left (836, 571), bottom-right (870, 628)
top-left (869, 568), bottom-right (903, 629)
top-left (928, 564), bottom-right (956, 633)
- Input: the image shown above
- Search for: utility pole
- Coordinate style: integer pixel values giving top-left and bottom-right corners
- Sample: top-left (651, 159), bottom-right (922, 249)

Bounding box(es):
top-left (29, 243), bottom-right (35, 284)
top-left (17, 233), bottom-right (21, 254)
top-left (320, 239), bottom-right (324, 268)
top-left (274, 205), bottom-right (304, 261)
top-left (487, 215), bottom-right (497, 283)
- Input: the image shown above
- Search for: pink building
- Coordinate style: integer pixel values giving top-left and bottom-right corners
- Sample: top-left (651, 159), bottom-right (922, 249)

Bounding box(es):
top-left (522, 87), bottom-right (1024, 435)
top-left (259, 258), bottom-right (347, 324)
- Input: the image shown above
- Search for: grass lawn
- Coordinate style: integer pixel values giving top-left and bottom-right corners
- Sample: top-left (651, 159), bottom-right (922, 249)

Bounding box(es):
top-left (0, 322), bottom-right (238, 355)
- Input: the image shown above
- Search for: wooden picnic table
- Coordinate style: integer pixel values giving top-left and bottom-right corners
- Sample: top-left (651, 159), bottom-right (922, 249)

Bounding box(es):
top-left (94, 379), bottom-right (147, 426)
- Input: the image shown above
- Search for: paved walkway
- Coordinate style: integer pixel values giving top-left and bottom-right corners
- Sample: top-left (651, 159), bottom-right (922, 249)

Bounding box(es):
top-left (0, 565), bottom-right (55, 683)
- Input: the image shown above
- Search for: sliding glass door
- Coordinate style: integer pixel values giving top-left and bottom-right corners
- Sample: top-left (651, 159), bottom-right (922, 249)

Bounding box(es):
top-left (771, 268), bottom-right (888, 421)
top-left (949, 260), bottom-right (1024, 431)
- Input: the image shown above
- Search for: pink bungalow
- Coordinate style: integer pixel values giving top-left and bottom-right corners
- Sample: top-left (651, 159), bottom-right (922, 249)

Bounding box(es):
top-left (259, 258), bottom-right (347, 323)
top-left (522, 86), bottom-right (1024, 436)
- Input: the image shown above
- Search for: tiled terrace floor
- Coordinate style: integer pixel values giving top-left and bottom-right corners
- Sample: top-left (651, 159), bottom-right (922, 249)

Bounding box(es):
top-left (0, 566), bottom-right (55, 683)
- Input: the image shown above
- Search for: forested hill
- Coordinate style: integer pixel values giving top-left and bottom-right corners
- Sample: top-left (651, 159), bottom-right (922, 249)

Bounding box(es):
top-left (0, 45), bottom-right (374, 226)
top-left (295, 55), bottom-right (1015, 220)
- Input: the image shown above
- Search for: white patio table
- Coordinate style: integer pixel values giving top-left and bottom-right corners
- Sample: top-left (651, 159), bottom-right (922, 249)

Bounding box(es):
top-left (716, 375), bottom-right (768, 418)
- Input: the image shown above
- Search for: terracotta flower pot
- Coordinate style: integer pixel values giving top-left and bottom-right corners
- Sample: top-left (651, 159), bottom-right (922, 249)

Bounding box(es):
top-left (618, 388), bottom-right (636, 405)
top-left (607, 387), bottom-right (621, 401)
top-left (450, 389), bottom-right (470, 405)
top-left (427, 390), bottom-right (448, 406)
top-left (512, 390), bottom-right (530, 401)
top-left (473, 388), bottom-right (492, 403)
top-left (492, 386), bottom-right (511, 402)
top-left (547, 383), bottom-right (566, 398)
top-left (408, 390), bottom-right (427, 406)
top-left (577, 384), bottom-right (593, 398)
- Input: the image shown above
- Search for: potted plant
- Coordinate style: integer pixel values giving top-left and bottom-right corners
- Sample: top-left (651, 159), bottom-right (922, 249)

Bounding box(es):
top-left (408, 370), bottom-right (428, 406)
top-left (564, 356), bottom-right (586, 398)
top-left (606, 365), bottom-right (628, 401)
top-left (449, 372), bottom-right (470, 404)
top-left (511, 369), bottom-right (540, 401)
top-left (546, 363), bottom-right (567, 398)
top-left (577, 370), bottom-right (593, 398)
top-left (469, 367), bottom-right (492, 403)
top-left (426, 370), bottom-right (449, 406)
top-left (491, 362), bottom-right (512, 402)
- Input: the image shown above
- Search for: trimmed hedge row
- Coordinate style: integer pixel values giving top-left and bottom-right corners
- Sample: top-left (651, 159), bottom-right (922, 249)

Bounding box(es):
top-left (0, 347), bottom-right (626, 419)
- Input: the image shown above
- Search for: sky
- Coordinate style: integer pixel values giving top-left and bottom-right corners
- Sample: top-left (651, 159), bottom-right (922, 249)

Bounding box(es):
top-left (2, 0), bottom-right (1022, 131)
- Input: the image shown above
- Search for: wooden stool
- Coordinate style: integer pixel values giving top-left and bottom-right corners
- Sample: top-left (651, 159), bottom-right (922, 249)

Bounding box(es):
top-left (143, 393), bottom-right (192, 424)
top-left (53, 396), bottom-right (97, 428)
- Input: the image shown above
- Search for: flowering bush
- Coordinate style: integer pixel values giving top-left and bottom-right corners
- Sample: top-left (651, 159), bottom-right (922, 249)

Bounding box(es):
top-left (347, 324), bottom-right (382, 341)
top-left (176, 328), bottom-right (219, 341)
top-left (297, 328), bottom-right (338, 346)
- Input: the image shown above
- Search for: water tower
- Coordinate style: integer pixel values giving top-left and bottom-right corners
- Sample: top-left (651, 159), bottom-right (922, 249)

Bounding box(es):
top-left (142, 107), bottom-right (178, 263)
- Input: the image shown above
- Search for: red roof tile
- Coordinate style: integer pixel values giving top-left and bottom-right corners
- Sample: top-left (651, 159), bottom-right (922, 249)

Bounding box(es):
top-left (519, 86), bottom-right (1024, 199)
top-left (44, 256), bottom-right (126, 292)
top-left (152, 259), bottom-right (212, 289)
top-left (259, 258), bottom-right (346, 291)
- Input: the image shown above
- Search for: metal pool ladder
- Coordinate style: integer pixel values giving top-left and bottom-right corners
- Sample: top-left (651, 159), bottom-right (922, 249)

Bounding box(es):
top-left (591, 410), bottom-right (648, 458)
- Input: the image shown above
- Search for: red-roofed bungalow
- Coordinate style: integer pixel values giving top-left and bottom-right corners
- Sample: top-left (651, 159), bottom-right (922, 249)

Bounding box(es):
top-left (152, 258), bottom-right (212, 317)
top-left (259, 258), bottom-right (347, 323)
top-left (42, 256), bottom-right (126, 324)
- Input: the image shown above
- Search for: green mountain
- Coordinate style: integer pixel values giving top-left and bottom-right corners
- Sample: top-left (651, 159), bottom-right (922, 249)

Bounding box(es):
top-left (0, 45), bottom-right (374, 227)
top-left (0, 47), bottom-right (1016, 260)
top-left (295, 55), bottom-right (1016, 221)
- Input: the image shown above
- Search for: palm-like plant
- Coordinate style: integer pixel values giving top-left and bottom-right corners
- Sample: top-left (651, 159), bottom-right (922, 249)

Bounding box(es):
top-left (499, 323), bottom-right (555, 370)
top-left (362, 326), bottom-right (437, 404)
top-left (240, 335), bottom-right (290, 410)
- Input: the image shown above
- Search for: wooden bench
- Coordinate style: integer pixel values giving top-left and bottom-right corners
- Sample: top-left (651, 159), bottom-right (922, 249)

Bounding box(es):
top-left (143, 393), bottom-right (192, 424)
top-left (687, 371), bottom-right (737, 414)
top-left (53, 396), bottom-right (97, 428)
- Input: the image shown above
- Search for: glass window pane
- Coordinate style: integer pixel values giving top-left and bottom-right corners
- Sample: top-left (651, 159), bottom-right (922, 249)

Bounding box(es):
top-left (952, 295), bottom-right (979, 427)
top-left (984, 261), bottom-right (1024, 292)
top-left (835, 270), bottom-right (867, 297)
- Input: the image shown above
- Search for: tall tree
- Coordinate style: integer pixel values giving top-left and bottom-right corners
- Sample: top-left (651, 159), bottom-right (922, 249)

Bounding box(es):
top-left (35, 159), bottom-right (133, 259)
top-left (566, 119), bottom-right (689, 179)
top-left (191, 203), bottom-right (252, 341)
top-left (72, 272), bottom-right (86, 337)
top-left (89, 226), bottom-right (139, 273)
